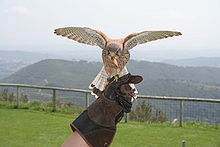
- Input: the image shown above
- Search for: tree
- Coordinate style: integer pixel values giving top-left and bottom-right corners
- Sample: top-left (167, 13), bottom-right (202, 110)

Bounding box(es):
top-left (20, 93), bottom-right (29, 103)
top-left (0, 89), bottom-right (9, 101)
top-left (153, 109), bottom-right (167, 123)
top-left (130, 101), bottom-right (167, 123)
top-left (8, 93), bottom-right (16, 103)
top-left (130, 101), bottom-right (152, 122)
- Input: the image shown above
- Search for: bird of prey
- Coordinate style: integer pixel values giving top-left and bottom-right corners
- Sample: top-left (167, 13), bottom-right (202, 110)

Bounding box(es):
top-left (54, 27), bottom-right (182, 97)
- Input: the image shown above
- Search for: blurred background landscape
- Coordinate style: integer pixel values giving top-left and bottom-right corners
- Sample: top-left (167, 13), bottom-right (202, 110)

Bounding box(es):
top-left (0, 0), bottom-right (220, 119)
top-left (1, 49), bottom-right (220, 125)
top-left (1, 50), bottom-right (220, 99)
top-left (1, 0), bottom-right (220, 146)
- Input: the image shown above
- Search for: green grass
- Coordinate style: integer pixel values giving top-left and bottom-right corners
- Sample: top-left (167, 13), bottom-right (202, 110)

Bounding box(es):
top-left (0, 101), bottom-right (83, 114)
top-left (0, 108), bottom-right (220, 147)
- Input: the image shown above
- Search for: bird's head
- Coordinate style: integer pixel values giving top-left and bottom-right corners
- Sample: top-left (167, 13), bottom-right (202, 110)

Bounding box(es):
top-left (105, 43), bottom-right (122, 67)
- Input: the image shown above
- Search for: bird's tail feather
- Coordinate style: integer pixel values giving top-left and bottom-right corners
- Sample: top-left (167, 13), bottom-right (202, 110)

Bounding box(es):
top-left (89, 66), bottom-right (138, 100)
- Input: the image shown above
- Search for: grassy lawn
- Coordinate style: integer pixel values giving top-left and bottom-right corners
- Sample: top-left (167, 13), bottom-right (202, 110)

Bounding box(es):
top-left (0, 108), bottom-right (220, 147)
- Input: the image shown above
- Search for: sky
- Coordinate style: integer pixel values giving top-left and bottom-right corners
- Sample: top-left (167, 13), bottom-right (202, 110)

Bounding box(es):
top-left (0, 0), bottom-right (220, 61)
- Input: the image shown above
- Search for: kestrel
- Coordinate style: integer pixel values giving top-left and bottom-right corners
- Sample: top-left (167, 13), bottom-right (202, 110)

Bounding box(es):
top-left (54, 27), bottom-right (182, 97)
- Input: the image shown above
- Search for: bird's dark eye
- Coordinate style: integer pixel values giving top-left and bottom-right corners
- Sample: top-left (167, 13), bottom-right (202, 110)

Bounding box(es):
top-left (116, 50), bottom-right (120, 55)
top-left (106, 50), bottom-right (110, 54)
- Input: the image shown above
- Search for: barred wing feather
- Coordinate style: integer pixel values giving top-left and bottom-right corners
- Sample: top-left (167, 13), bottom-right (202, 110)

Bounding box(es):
top-left (54, 27), bottom-right (107, 49)
top-left (123, 31), bottom-right (182, 50)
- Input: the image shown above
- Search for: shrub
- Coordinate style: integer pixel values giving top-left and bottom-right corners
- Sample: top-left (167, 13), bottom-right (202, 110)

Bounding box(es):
top-left (28, 100), bottom-right (42, 110)
top-left (0, 89), bottom-right (9, 101)
top-left (130, 101), bottom-right (167, 123)
top-left (8, 93), bottom-right (16, 103)
top-left (0, 95), bottom-right (83, 114)
top-left (130, 102), bottom-right (152, 122)
top-left (20, 93), bottom-right (29, 103)
top-left (152, 109), bottom-right (167, 123)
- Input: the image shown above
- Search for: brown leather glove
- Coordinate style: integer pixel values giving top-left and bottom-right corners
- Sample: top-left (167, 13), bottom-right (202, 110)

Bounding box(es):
top-left (87, 73), bottom-right (143, 127)
top-left (104, 73), bottom-right (143, 113)
top-left (71, 73), bottom-right (143, 147)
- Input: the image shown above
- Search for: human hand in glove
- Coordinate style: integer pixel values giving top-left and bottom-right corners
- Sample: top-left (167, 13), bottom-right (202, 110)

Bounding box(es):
top-left (104, 73), bottom-right (143, 112)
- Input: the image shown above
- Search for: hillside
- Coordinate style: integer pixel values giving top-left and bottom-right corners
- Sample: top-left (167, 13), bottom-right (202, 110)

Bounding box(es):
top-left (1, 59), bottom-right (220, 99)
top-left (163, 57), bottom-right (220, 67)
top-left (0, 50), bottom-right (56, 79)
top-left (0, 59), bottom-right (34, 80)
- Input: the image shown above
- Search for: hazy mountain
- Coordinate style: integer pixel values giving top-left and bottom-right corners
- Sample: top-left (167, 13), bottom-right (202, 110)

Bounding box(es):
top-left (0, 59), bottom-right (32, 79)
top-left (1, 59), bottom-right (220, 99)
top-left (0, 50), bottom-right (59, 79)
top-left (2, 44), bottom-right (220, 62)
top-left (0, 50), bottom-right (54, 61)
top-left (163, 57), bottom-right (220, 67)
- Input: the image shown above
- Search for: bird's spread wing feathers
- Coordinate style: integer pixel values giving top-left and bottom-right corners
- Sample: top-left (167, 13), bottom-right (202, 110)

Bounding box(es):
top-left (123, 31), bottom-right (182, 50)
top-left (54, 27), bottom-right (107, 49)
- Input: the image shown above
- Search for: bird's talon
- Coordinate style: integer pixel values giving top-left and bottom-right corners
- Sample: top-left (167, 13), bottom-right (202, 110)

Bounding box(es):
top-left (114, 75), bottom-right (119, 82)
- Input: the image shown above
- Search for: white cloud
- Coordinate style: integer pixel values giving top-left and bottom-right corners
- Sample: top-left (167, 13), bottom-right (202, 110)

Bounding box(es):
top-left (5, 6), bottom-right (32, 16)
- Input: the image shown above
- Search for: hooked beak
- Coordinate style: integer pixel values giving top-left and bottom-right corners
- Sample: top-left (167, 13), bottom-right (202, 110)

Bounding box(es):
top-left (110, 52), bottom-right (116, 57)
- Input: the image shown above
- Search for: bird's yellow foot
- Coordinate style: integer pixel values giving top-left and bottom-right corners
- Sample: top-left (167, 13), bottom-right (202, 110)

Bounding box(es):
top-left (113, 75), bottom-right (119, 82)
top-left (105, 75), bottom-right (119, 88)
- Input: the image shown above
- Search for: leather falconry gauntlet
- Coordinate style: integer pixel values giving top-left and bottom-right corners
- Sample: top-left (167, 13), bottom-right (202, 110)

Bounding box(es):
top-left (70, 73), bottom-right (143, 147)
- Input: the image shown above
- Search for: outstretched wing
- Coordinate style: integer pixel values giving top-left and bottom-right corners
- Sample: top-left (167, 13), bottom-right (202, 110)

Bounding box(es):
top-left (54, 27), bottom-right (107, 49)
top-left (123, 31), bottom-right (182, 50)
